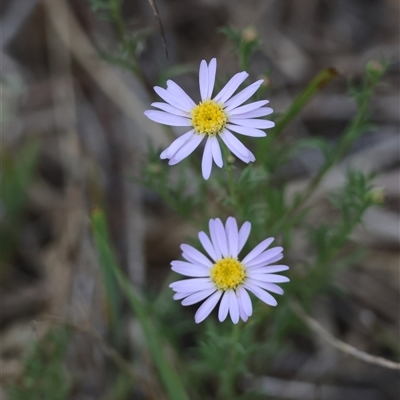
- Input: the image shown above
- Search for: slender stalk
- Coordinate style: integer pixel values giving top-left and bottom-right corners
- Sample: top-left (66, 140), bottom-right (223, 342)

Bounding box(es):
top-left (221, 143), bottom-right (239, 209)
top-left (109, 0), bottom-right (125, 39)
top-left (227, 166), bottom-right (237, 207)
top-left (218, 323), bottom-right (241, 399)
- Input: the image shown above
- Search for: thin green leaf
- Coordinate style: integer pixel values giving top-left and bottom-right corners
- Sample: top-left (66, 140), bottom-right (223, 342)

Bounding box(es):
top-left (91, 209), bottom-right (190, 400)
top-left (91, 209), bottom-right (121, 327)
top-left (274, 67), bottom-right (339, 137)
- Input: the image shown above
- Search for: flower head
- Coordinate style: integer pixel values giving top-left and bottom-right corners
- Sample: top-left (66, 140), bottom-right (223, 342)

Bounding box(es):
top-left (169, 217), bottom-right (289, 324)
top-left (144, 59), bottom-right (274, 180)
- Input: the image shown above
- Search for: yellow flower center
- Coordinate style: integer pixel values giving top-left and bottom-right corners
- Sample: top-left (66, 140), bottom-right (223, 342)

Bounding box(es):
top-left (191, 100), bottom-right (228, 136)
top-left (210, 257), bottom-right (246, 291)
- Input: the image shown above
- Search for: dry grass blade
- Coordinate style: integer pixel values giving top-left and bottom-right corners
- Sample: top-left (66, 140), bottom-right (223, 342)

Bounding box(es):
top-left (290, 301), bottom-right (400, 370)
top-left (146, 0), bottom-right (168, 59)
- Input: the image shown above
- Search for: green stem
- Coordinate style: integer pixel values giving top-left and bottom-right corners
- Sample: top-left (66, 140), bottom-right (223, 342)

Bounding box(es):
top-left (273, 68), bottom-right (339, 139)
top-left (227, 166), bottom-right (237, 207)
top-left (110, 0), bottom-right (125, 39)
top-left (221, 144), bottom-right (238, 210)
top-left (218, 323), bottom-right (241, 399)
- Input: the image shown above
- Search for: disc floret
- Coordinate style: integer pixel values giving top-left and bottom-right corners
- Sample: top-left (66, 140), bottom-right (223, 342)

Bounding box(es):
top-left (191, 99), bottom-right (228, 136)
top-left (210, 257), bottom-right (246, 291)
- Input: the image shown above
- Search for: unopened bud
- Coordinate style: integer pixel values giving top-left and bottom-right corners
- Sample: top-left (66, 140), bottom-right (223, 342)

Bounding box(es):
top-left (367, 188), bottom-right (385, 205)
top-left (242, 27), bottom-right (258, 43)
top-left (260, 74), bottom-right (271, 88)
top-left (366, 60), bottom-right (383, 74)
top-left (226, 154), bottom-right (235, 164)
top-left (148, 163), bottom-right (162, 174)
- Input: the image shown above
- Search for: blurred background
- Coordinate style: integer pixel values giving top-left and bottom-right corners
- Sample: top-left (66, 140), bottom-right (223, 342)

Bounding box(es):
top-left (1, 0), bottom-right (399, 399)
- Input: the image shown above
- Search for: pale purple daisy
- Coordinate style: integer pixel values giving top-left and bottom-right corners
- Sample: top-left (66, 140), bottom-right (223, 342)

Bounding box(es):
top-left (144, 58), bottom-right (274, 180)
top-left (169, 217), bottom-right (289, 324)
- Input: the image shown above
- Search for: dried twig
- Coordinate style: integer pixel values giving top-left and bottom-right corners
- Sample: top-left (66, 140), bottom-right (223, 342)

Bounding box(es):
top-left (146, 0), bottom-right (169, 59)
top-left (290, 301), bottom-right (400, 370)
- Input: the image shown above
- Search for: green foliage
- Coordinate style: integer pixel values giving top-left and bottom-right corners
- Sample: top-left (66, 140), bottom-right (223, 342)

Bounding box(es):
top-left (338, 62), bottom-right (389, 152)
top-left (87, 0), bottom-right (116, 20)
top-left (236, 165), bottom-right (269, 222)
top-left (0, 142), bottom-right (39, 265)
top-left (137, 141), bottom-right (206, 220)
top-left (287, 137), bottom-right (331, 160)
top-left (100, 28), bottom-right (151, 74)
top-left (132, 60), bottom-right (387, 397)
top-left (8, 328), bottom-right (72, 400)
top-left (329, 169), bottom-right (376, 226)
top-left (107, 373), bottom-right (135, 400)
top-left (178, 319), bottom-right (259, 399)
top-left (293, 170), bottom-right (377, 305)
top-left (220, 26), bottom-right (261, 70)
top-left (88, 0), bottom-right (152, 86)
top-left (197, 323), bottom-right (247, 399)
top-left (80, 8), bottom-right (392, 395)
top-left (87, 0), bottom-right (125, 28)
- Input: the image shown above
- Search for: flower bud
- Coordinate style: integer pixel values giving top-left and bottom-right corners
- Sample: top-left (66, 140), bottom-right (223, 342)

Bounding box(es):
top-left (242, 27), bottom-right (258, 43)
top-left (226, 154), bottom-right (235, 164)
top-left (367, 188), bottom-right (385, 205)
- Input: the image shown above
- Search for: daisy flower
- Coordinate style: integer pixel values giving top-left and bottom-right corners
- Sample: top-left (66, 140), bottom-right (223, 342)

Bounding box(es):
top-left (169, 217), bottom-right (289, 324)
top-left (144, 58), bottom-right (274, 180)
